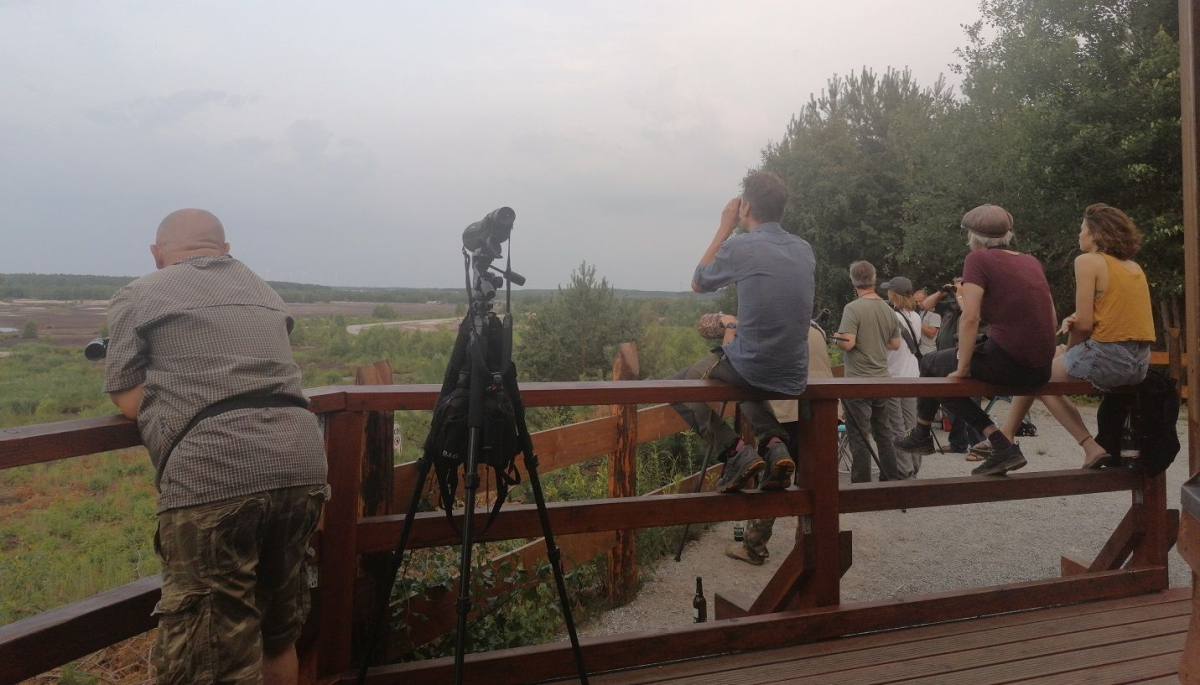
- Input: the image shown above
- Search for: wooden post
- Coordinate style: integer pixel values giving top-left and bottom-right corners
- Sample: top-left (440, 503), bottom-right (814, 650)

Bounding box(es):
top-left (353, 361), bottom-right (395, 666)
top-left (607, 343), bottom-right (640, 604)
top-left (316, 411), bottom-right (368, 678)
top-left (1180, 1), bottom-right (1200, 676)
top-left (793, 398), bottom-right (841, 607)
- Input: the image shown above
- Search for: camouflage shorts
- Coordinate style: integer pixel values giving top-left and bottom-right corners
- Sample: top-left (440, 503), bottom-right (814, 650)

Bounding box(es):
top-left (153, 484), bottom-right (329, 684)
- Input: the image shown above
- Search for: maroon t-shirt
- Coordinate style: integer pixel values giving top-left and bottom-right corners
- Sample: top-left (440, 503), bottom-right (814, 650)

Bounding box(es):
top-left (962, 249), bottom-right (1056, 368)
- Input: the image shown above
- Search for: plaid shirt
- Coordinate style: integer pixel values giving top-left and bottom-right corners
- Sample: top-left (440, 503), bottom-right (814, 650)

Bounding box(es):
top-left (103, 255), bottom-right (327, 512)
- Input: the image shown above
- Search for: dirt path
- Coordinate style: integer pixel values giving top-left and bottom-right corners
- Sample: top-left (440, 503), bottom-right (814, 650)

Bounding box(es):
top-left (579, 403), bottom-right (1192, 636)
top-left (346, 318), bottom-right (460, 334)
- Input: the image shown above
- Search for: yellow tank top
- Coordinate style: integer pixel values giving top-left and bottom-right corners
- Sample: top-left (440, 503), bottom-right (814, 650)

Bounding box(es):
top-left (1091, 253), bottom-right (1155, 343)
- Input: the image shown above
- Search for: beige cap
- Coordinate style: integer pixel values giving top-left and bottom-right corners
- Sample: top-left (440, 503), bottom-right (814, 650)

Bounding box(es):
top-left (961, 204), bottom-right (1013, 238)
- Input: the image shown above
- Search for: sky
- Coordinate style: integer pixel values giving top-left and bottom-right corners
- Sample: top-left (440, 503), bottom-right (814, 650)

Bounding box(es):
top-left (0, 0), bottom-right (982, 291)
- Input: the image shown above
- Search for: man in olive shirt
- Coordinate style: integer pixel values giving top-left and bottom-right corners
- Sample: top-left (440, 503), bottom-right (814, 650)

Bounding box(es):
top-left (105, 209), bottom-right (328, 685)
top-left (836, 261), bottom-right (903, 483)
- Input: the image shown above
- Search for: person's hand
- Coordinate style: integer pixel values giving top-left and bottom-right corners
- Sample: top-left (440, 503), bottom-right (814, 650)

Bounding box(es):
top-left (1058, 314), bottom-right (1076, 336)
top-left (719, 313), bottom-right (737, 327)
top-left (718, 197), bottom-right (742, 236)
top-left (948, 368), bottom-right (971, 379)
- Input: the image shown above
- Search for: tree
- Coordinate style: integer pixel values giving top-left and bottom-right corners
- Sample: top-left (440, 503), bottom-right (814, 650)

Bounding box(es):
top-left (20, 320), bottom-right (38, 339)
top-left (516, 262), bottom-right (643, 381)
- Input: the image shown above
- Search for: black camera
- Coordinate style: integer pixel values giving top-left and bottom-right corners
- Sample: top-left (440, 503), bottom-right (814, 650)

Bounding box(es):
top-left (84, 337), bottom-right (109, 361)
top-left (462, 207), bottom-right (515, 259)
top-left (938, 283), bottom-right (956, 295)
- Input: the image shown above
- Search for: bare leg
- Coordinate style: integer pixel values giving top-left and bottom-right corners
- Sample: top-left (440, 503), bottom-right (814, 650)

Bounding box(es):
top-left (999, 394), bottom-right (1037, 442)
top-left (1008, 354), bottom-right (1108, 465)
top-left (263, 643), bottom-right (298, 685)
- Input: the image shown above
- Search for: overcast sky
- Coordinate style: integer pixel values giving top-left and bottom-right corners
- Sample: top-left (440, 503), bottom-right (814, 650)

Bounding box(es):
top-left (1, 1), bottom-right (981, 291)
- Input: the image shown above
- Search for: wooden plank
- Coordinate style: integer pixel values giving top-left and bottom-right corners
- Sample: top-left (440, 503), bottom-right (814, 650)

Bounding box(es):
top-left (1091, 505), bottom-right (1144, 572)
top-left (584, 590), bottom-right (1191, 685)
top-left (839, 468), bottom-right (1139, 513)
top-left (316, 411), bottom-right (368, 678)
top-left (795, 398), bottom-right (840, 608)
top-left (313, 377), bottom-right (1098, 414)
top-left (390, 403), bottom-right (726, 511)
top-left (1013, 651), bottom-right (1179, 685)
top-left (607, 343), bottom-right (639, 605)
top-left (0, 415), bottom-right (142, 470)
top-left (0, 576), bottom-right (160, 685)
top-left (354, 362), bottom-right (395, 667)
top-left (1134, 472), bottom-right (1170, 575)
top-left (740, 615), bottom-right (1187, 685)
top-left (358, 489), bottom-right (815, 552)
top-left (887, 631), bottom-right (1186, 685)
top-left (347, 567), bottom-right (1167, 685)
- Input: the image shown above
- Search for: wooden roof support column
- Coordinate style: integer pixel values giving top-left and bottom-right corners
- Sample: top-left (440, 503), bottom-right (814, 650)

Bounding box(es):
top-left (1183, 0), bottom-right (1200, 477)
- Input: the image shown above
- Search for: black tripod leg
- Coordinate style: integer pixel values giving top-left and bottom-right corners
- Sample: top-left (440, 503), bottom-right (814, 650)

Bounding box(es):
top-left (453, 433), bottom-right (483, 684)
top-left (674, 401), bottom-right (727, 562)
top-left (524, 452), bottom-right (590, 684)
top-left (357, 455), bottom-right (434, 685)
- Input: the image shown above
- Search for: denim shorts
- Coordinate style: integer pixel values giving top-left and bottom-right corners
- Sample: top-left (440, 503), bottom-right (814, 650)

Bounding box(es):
top-left (1062, 339), bottom-right (1151, 391)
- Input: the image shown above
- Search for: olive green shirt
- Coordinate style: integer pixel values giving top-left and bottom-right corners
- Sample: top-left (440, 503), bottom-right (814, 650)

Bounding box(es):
top-left (838, 296), bottom-right (899, 378)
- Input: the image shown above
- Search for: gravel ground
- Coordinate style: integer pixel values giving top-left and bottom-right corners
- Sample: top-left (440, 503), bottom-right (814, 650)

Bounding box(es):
top-left (579, 403), bottom-right (1193, 637)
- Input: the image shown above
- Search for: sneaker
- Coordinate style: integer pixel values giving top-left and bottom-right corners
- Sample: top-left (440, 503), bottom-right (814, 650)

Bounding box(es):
top-left (894, 430), bottom-right (935, 455)
top-left (970, 443), bottom-right (1028, 476)
top-left (716, 444), bottom-right (766, 493)
top-left (758, 441), bottom-right (795, 491)
top-left (725, 542), bottom-right (765, 566)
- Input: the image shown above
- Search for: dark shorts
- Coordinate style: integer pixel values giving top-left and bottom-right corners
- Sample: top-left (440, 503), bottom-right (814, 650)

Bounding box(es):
top-left (153, 484), bottom-right (329, 684)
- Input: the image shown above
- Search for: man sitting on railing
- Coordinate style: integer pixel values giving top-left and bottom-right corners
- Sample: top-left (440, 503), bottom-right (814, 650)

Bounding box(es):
top-left (103, 209), bottom-right (329, 685)
top-left (894, 205), bottom-right (1056, 476)
top-left (671, 170), bottom-right (815, 493)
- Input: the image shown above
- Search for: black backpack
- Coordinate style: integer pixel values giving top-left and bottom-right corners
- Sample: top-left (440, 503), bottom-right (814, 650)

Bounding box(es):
top-left (1095, 369), bottom-right (1181, 478)
top-left (422, 317), bottom-right (524, 531)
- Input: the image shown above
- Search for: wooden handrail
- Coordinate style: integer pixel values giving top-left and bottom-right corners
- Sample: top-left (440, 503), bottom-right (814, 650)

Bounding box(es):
top-left (0, 378), bottom-right (1096, 470)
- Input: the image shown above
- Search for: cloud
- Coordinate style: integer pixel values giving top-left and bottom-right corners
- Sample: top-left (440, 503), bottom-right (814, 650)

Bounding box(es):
top-left (82, 89), bottom-right (254, 129)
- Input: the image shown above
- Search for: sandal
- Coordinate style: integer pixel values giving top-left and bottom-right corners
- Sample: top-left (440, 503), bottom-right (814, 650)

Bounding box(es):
top-left (1079, 436), bottom-right (1116, 469)
top-left (965, 452), bottom-right (985, 462)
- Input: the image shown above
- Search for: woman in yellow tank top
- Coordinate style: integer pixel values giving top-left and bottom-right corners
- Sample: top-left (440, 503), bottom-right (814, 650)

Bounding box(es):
top-left (998, 204), bottom-right (1154, 468)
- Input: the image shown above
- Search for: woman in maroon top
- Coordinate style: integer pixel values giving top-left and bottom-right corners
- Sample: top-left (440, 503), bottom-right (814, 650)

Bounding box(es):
top-left (895, 205), bottom-right (1056, 476)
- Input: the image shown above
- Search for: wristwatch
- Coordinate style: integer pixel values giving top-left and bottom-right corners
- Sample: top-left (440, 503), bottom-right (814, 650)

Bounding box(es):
top-left (724, 322), bottom-right (737, 330)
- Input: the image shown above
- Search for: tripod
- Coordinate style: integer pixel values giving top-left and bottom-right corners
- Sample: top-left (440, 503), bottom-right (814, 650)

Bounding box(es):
top-left (358, 245), bottom-right (588, 685)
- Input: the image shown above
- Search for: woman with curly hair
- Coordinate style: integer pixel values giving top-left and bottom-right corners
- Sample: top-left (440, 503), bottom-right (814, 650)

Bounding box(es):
top-left (997, 204), bottom-right (1156, 468)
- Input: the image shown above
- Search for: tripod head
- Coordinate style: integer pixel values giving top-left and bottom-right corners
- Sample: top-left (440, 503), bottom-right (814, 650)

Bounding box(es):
top-left (462, 207), bottom-right (526, 318)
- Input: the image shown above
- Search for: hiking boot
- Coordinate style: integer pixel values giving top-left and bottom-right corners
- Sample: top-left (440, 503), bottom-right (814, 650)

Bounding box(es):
top-left (970, 443), bottom-right (1027, 476)
top-left (894, 430), bottom-right (935, 455)
top-left (716, 444), bottom-right (766, 493)
top-left (758, 441), bottom-right (795, 491)
top-left (725, 542), bottom-right (765, 566)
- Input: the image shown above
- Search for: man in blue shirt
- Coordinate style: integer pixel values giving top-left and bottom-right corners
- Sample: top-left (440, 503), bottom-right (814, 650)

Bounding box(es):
top-left (671, 171), bottom-right (816, 493)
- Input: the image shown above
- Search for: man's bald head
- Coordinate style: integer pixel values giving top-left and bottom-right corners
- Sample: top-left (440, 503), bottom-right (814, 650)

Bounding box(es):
top-left (151, 209), bottom-right (230, 269)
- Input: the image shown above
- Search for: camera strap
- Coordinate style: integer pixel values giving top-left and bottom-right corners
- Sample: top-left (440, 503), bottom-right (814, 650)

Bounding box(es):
top-left (159, 393), bottom-right (309, 476)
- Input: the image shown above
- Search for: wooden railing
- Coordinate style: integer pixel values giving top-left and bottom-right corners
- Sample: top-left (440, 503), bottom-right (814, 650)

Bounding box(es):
top-left (0, 376), bottom-right (1177, 685)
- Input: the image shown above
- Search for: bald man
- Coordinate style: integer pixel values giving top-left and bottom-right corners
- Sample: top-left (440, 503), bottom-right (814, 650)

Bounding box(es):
top-left (104, 209), bottom-right (328, 685)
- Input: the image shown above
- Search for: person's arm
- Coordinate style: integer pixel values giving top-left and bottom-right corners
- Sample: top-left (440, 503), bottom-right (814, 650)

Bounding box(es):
top-left (836, 332), bottom-right (857, 352)
top-left (920, 312), bottom-right (940, 340)
top-left (1066, 253), bottom-right (1100, 348)
top-left (836, 306), bottom-right (858, 351)
top-left (950, 282), bottom-right (984, 378)
top-left (691, 197), bottom-right (742, 292)
top-left (102, 288), bottom-right (149, 421)
top-left (720, 314), bottom-right (738, 345)
top-left (885, 312), bottom-right (902, 351)
top-left (110, 384), bottom-right (144, 420)
top-left (921, 289), bottom-right (947, 312)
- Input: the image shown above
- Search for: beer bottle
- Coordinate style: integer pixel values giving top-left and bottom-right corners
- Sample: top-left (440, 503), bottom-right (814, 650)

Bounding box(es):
top-left (693, 577), bottom-right (707, 623)
top-left (733, 521), bottom-right (745, 542)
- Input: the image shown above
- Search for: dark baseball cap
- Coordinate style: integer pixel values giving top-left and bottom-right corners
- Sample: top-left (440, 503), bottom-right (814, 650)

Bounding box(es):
top-left (881, 276), bottom-right (913, 295)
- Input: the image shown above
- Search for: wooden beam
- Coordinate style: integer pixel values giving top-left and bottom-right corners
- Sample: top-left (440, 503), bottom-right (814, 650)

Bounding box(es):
top-left (348, 567), bottom-right (1167, 685)
top-left (312, 377), bottom-right (1098, 413)
top-left (0, 576), bottom-right (159, 685)
top-left (1090, 505), bottom-right (1144, 572)
top-left (607, 343), bottom-right (639, 605)
top-left (839, 468), bottom-right (1139, 513)
top-left (0, 415), bottom-right (142, 470)
top-left (358, 489), bottom-right (816, 552)
top-left (315, 411), bottom-right (368, 678)
top-left (1181, 0), bottom-right (1200, 479)
top-left (795, 398), bottom-right (841, 607)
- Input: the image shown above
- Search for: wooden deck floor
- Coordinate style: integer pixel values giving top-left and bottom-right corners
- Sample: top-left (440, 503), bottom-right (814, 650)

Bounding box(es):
top-left (571, 588), bottom-right (1192, 685)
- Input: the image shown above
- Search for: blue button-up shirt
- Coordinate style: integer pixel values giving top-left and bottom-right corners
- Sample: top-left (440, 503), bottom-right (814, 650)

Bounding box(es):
top-left (693, 223), bottom-right (815, 395)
